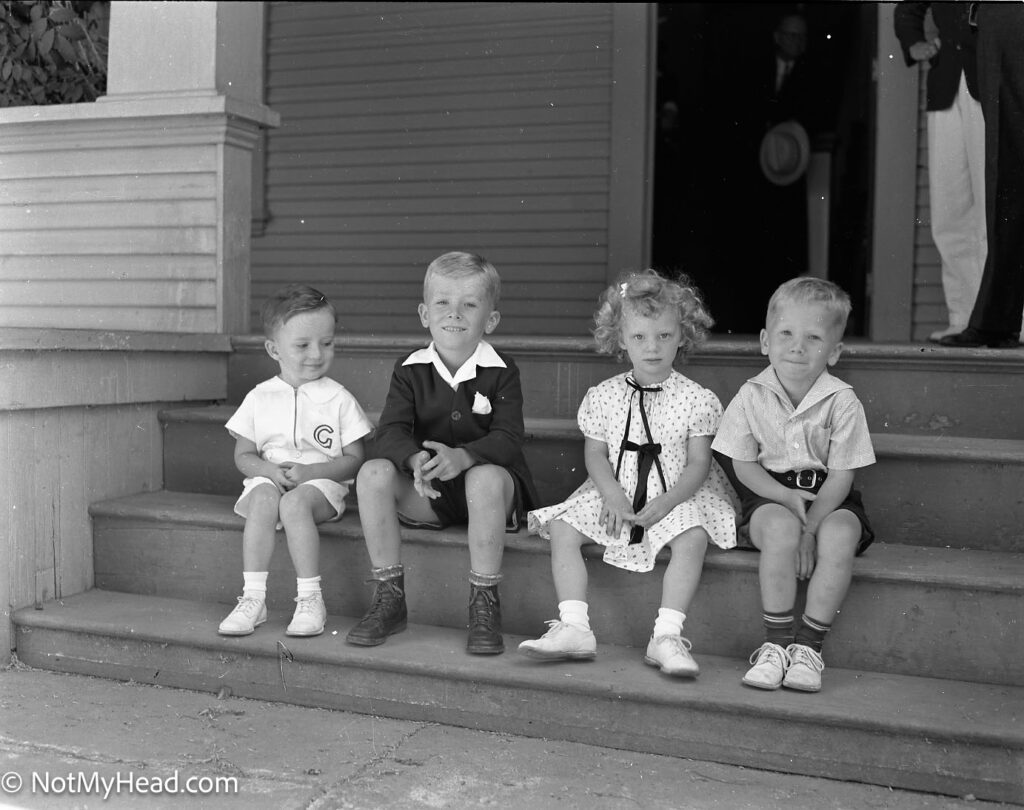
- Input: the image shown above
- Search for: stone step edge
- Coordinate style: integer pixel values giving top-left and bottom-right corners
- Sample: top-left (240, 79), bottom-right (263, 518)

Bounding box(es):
top-left (14, 589), bottom-right (1023, 751)
top-left (159, 406), bottom-right (1024, 465)
top-left (89, 490), bottom-right (1024, 595)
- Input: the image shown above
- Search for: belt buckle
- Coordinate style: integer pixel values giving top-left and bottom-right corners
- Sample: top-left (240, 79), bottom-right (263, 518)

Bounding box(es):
top-left (795, 469), bottom-right (819, 489)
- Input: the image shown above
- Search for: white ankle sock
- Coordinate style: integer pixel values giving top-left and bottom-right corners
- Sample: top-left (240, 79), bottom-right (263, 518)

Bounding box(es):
top-left (653, 607), bottom-right (685, 638)
top-left (558, 599), bottom-right (591, 631)
top-left (242, 571), bottom-right (268, 600)
top-left (296, 576), bottom-right (321, 599)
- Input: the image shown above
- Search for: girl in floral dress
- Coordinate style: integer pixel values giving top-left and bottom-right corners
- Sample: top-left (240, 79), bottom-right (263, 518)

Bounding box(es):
top-left (520, 269), bottom-right (736, 676)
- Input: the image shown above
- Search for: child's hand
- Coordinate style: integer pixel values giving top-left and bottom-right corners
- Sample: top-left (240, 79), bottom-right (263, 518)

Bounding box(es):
top-left (781, 489), bottom-right (816, 523)
top-left (633, 493), bottom-right (676, 529)
top-left (598, 490), bottom-right (637, 539)
top-left (408, 450), bottom-right (440, 499)
top-left (796, 530), bottom-right (817, 579)
top-left (420, 441), bottom-right (470, 483)
top-left (281, 463), bottom-right (310, 487)
top-left (269, 464), bottom-right (295, 491)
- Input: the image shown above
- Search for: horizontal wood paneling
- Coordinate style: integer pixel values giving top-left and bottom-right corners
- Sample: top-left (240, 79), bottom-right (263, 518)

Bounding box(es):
top-left (0, 114), bottom-right (226, 331)
top-left (251, 1), bottom-right (617, 336)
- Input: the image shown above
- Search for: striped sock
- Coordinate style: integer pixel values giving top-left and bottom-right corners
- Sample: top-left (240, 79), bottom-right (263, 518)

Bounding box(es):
top-left (763, 609), bottom-right (794, 647)
top-left (794, 614), bottom-right (831, 652)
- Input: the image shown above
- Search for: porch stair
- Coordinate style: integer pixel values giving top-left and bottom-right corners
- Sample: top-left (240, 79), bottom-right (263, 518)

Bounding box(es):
top-left (12, 336), bottom-right (1024, 804)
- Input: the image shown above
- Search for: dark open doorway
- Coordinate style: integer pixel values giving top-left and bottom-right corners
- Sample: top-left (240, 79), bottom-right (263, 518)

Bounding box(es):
top-left (652, 3), bottom-right (876, 336)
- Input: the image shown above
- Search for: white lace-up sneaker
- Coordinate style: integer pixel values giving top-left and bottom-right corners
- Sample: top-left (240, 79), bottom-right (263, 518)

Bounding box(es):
top-left (286, 593), bottom-right (326, 637)
top-left (742, 642), bottom-right (791, 690)
top-left (643, 634), bottom-right (700, 677)
top-left (518, 620), bottom-right (596, 660)
top-left (218, 596), bottom-right (267, 636)
top-left (783, 644), bottom-right (824, 692)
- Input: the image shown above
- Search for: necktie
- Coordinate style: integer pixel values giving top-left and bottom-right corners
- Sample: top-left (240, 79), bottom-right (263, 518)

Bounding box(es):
top-left (615, 377), bottom-right (668, 545)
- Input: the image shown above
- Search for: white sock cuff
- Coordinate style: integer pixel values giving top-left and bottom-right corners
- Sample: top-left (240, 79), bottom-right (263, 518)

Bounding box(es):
top-left (558, 599), bottom-right (590, 630)
top-left (653, 607), bottom-right (686, 637)
top-left (242, 571), bottom-right (268, 595)
top-left (296, 575), bottom-right (322, 597)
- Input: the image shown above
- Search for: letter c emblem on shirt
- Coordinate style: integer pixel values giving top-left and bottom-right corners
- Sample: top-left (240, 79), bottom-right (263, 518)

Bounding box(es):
top-left (313, 424), bottom-right (334, 449)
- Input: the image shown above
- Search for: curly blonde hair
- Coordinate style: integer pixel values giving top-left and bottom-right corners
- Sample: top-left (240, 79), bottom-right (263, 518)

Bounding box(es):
top-left (592, 269), bottom-right (713, 363)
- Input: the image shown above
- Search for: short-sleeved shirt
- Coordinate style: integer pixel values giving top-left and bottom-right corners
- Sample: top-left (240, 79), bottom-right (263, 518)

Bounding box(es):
top-left (226, 375), bottom-right (373, 478)
top-left (711, 367), bottom-right (875, 472)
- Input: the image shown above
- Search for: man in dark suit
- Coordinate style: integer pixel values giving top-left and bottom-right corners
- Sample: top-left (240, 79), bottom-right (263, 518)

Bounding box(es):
top-left (895, 2), bottom-right (986, 343)
top-left (940, 3), bottom-right (1024, 348)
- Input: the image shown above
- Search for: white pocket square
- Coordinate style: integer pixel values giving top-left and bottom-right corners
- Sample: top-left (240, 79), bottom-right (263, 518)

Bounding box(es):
top-left (472, 392), bottom-right (492, 415)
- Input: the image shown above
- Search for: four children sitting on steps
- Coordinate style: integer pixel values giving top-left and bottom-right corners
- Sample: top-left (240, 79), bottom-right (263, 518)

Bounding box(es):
top-left (220, 258), bottom-right (873, 693)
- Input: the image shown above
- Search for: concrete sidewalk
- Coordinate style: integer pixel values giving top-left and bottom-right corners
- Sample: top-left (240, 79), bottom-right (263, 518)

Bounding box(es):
top-left (0, 663), bottom-right (1008, 810)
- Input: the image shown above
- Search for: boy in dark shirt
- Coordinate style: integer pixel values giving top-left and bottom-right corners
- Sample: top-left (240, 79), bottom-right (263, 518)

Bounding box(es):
top-left (346, 252), bottom-right (538, 655)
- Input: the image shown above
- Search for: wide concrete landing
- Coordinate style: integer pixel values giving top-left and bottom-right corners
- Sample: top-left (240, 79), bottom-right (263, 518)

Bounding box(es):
top-left (1, 666), bottom-right (1011, 810)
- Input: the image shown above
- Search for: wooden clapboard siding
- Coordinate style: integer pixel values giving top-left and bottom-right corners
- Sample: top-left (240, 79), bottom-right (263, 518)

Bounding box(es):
top-left (251, 1), bottom-right (626, 336)
top-left (0, 119), bottom-right (225, 332)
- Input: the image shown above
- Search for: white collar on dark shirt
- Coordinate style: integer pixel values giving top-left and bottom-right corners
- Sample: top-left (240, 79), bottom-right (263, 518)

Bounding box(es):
top-left (403, 340), bottom-right (506, 389)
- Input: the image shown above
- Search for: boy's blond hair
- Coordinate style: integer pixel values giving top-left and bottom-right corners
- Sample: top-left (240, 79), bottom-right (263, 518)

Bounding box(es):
top-left (767, 277), bottom-right (852, 337)
top-left (423, 251), bottom-right (501, 308)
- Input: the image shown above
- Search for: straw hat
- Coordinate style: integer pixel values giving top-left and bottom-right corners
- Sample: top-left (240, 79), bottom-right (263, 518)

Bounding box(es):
top-left (759, 120), bottom-right (810, 186)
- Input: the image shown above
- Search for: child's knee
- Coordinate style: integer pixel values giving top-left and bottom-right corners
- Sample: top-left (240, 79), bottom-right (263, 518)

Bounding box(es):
top-left (277, 487), bottom-right (317, 523)
top-left (750, 506), bottom-right (800, 552)
top-left (816, 512), bottom-right (861, 561)
top-left (357, 458), bottom-right (400, 495)
top-left (669, 526), bottom-right (709, 555)
top-left (247, 483), bottom-right (281, 514)
top-left (465, 464), bottom-right (513, 503)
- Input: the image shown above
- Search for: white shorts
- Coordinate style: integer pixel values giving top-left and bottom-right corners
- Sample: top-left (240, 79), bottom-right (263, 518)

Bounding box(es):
top-left (233, 477), bottom-right (349, 529)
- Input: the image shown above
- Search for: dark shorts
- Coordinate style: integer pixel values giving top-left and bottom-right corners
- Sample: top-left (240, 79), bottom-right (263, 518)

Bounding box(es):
top-left (397, 468), bottom-right (523, 532)
top-left (715, 454), bottom-right (874, 555)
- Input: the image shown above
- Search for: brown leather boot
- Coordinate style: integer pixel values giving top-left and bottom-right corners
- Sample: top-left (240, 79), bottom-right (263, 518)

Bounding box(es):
top-left (466, 583), bottom-right (504, 655)
top-left (346, 575), bottom-right (407, 646)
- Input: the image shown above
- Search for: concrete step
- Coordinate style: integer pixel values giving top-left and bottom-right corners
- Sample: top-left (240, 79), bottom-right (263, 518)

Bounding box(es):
top-left (13, 589), bottom-right (1024, 804)
top-left (89, 490), bottom-right (1024, 687)
top-left (229, 334), bottom-right (1024, 438)
top-left (160, 405), bottom-right (1024, 553)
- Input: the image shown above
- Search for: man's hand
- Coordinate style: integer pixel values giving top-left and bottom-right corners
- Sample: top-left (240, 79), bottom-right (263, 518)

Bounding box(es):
top-left (909, 38), bottom-right (940, 62)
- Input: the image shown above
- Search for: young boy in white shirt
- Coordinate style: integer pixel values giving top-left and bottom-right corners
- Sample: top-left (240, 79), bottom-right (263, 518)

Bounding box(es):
top-left (219, 285), bottom-right (373, 638)
top-left (713, 277), bottom-right (875, 692)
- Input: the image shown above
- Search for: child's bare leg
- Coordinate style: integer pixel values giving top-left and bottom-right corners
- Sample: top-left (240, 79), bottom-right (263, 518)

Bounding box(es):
top-left (241, 483), bottom-right (281, 571)
top-left (644, 527), bottom-right (708, 677)
top-left (781, 511), bottom-right (861, 692)
top-left (464, 464), bottom-right (515, 576)
top-left (347, 459), bottom-right (427, 647)
top-left (660, 527), bottom-right (709, 613)
top-left (279, 485), bottom-right (335, 579)
top-left (220, 483), bottom-right (279, 635)
top-left (742, 504), bottom-right (801, 689)
top-left (356, 459), bottom-right (430, 568)
top-left (550, 519), bottom-right (589, 602)
top-left (464, 465), bottom-right (515, 655)
top-left (279, 485), bottom-right (335, 637)
top-left (799, 510), bottom-right (861, 645)
top-left (518, 518), bottom-right (595, 660)
top-left (748, 503), bottom-right (801, 613)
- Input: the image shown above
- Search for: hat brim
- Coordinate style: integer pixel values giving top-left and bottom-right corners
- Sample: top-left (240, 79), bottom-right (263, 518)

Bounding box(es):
top-left (759, 120), bottom-right (810, 186)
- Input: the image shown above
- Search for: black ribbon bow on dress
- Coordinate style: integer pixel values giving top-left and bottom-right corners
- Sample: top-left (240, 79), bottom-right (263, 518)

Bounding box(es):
top-left (614, 377), bottom-right (668, 545)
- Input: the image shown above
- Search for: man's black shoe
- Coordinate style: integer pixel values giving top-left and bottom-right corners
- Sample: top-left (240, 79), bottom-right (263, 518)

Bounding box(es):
top-left (466, 584), bottom-right (504, 655)
top-left (938, 327), bottom-right (1021, 348)
top-left (346, 575), bottom-right (407, 646)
